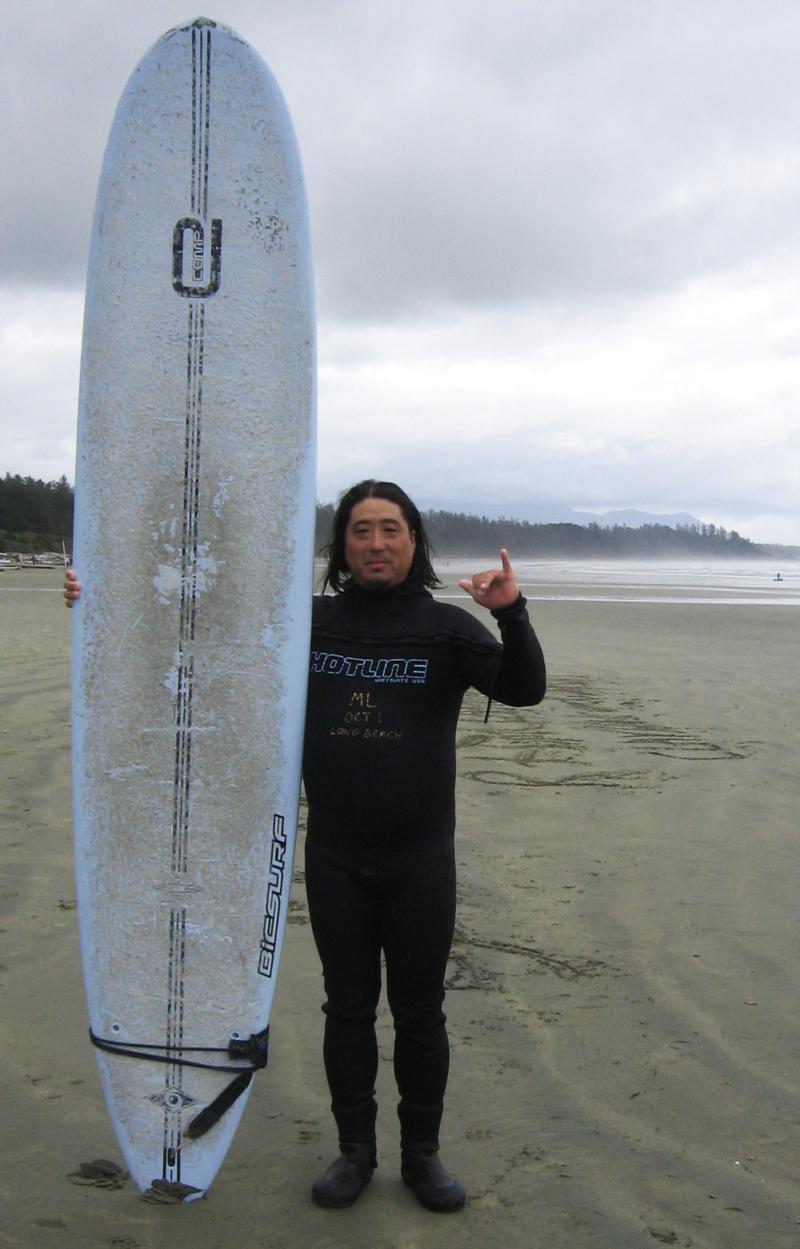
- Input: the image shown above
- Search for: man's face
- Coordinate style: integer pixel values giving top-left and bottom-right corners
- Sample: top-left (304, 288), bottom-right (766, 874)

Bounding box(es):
top-left (344, 497), bottom-right (417, 590)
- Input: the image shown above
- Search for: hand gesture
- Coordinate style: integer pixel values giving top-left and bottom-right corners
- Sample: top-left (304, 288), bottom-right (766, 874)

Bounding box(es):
top-left (458, 549), bottom-right (519, 611)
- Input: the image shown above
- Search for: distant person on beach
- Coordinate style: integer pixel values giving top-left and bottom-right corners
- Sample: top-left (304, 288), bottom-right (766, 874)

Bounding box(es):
top-left (64, 478), bottom-right (546, 1213)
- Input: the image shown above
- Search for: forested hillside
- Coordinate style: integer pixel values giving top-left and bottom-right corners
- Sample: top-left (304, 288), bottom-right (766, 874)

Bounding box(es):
top-left (1, 475), bottom-right (768, 559)
top-left (0, 475), bottom-right (73, 551)
top-left (311, 503), bottom-right (761, 559)
top-left (421, 509), bottom-right (761, 559)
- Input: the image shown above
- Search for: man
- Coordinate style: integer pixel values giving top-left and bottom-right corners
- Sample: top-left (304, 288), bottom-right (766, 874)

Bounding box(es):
top-left (302, 480), bottom-right (545, 1212)
top-left (64, 479), bottom-right (546, 1213)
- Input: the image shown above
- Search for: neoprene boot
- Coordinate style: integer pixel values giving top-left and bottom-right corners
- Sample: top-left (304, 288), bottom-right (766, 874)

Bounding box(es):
top-left (401, 1144), bottom-right (466, 1212)
top-left (311, 1141), bottom-right (377, 1208)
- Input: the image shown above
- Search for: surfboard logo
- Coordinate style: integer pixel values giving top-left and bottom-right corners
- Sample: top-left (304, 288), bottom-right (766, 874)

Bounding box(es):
top-left (258, 815), bottom-right (287, 978)
top-left (172, 217), bottom-right (222, 298)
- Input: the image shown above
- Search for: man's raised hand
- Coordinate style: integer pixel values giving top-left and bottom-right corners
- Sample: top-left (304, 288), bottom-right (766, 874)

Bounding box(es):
top-left (458, 548), bottom-right (519, 611)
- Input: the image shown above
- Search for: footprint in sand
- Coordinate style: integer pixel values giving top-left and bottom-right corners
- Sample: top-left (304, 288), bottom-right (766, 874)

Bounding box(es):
top-left (67, 1159), bottom-right (128, 1189)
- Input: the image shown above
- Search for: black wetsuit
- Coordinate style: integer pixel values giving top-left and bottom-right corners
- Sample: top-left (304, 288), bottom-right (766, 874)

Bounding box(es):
top-left (302, 580), bottom-right (546, 1148)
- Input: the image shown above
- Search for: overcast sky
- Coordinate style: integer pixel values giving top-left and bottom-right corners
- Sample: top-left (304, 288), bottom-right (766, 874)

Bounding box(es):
top-left (3, 0), bottom-right (799, 543)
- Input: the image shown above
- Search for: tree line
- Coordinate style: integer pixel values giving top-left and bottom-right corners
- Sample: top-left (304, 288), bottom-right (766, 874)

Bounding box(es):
top-left (0, 474), bottom-right (74, 552)
top-left (1, 474), bottom-right (766, 559)
top-left (420, 509), bottom-right (762, 559)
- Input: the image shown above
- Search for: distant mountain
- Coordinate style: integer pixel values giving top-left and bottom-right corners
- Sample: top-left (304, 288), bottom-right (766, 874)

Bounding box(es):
top-left (572, 507), bottom-right (705, 529)
top-left (421, 500), bottom-right (705, 530)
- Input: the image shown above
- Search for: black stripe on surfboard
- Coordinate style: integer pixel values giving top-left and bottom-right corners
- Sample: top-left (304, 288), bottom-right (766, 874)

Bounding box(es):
top-left (161, 27), bottom-right (212, 1181)
top-left (191, 24), bottom-right (212, 217)
top-left (162, 907), bottom-right (188, 1181)
top-left (171, 300), bottom-right (204, 876)
top-left (172, 28), bottom-right (210, 874)
top-left (181, 302), bottom-right (204, 646)
top-left (172, 655), bottom-right (194, 876)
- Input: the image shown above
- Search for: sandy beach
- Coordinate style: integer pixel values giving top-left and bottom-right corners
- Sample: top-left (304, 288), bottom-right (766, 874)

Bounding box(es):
top-left (1, 567), bottom-right (798, 1249)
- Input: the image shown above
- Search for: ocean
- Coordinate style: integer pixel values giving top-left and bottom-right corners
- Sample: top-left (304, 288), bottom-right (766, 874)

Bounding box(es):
top-left (434, 558), bottom-right (800, 607)
top-left (6, 561), bottom-right (796, 608)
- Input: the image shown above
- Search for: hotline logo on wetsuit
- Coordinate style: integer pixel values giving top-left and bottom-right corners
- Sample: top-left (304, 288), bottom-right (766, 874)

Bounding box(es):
top-left (311, 652), bottom-right (428, 685)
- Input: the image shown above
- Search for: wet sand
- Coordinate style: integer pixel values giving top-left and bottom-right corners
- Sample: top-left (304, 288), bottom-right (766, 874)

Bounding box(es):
top-left (1, 569), bottom-right (798, 1248)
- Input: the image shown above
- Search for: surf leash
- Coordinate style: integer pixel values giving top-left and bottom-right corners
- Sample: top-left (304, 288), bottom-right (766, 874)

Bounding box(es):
top-left (89, 1026), bottom-right (270, 1138)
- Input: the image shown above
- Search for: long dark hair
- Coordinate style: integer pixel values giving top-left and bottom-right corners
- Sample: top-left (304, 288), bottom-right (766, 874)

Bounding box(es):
top-left (321, 480), bottom-right (441, 592)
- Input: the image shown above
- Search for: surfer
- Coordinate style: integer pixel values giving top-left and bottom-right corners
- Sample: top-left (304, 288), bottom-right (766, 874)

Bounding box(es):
top-left (64, 479), bottom-right (546, 1214)
top-left (302, 481), bottom-right (545, 1213)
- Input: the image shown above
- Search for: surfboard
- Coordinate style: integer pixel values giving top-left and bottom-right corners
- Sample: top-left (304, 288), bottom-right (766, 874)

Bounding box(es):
top-left (71, 18), bottom-right (315, 1200)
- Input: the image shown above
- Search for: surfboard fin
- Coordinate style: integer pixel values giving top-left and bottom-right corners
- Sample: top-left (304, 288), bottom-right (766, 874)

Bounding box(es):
top-left (142, 1178), bottom-right (204, 1203)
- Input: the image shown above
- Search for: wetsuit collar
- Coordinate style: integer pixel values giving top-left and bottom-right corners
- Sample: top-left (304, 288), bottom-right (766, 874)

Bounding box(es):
top-left (344, 575), bottom-right (431, 603)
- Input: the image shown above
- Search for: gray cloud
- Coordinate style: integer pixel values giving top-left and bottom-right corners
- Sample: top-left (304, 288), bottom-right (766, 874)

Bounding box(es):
top-left (310, 1), bottom-right (800, 316)
top-left (6, 1), bottom-right (800, 312)
top-left (3, 0), bottom-right (799, 542)
top-left (318, 418), bottom-right (799, 541)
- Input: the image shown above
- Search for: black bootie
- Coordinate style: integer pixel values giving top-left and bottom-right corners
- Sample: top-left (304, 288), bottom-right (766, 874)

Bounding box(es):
top-left (401, 1145), bottom-right (466, 1212)
top-left (311, 1142), bottom-right (377, 1208)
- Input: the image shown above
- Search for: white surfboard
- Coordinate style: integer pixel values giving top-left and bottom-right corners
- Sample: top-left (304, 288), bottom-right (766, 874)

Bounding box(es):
top-left (71, 18), bottom-right (315, 1199)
